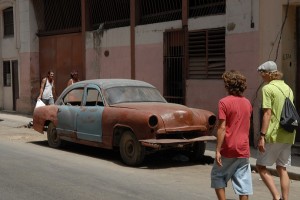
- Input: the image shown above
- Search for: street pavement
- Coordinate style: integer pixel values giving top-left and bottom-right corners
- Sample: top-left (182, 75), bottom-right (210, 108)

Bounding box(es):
top-left (0, 110), bottom-right (299, 181)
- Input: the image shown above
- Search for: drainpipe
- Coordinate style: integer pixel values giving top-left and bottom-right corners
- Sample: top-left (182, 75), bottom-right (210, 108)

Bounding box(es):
top-left (15, 0), bottom-right (20, 50)
top-left (81, 0), bottom-right (86, 79)
top-left (130, 0), bottom-right (136, 79)
top-left (182, 0), bottom-right (188, 105)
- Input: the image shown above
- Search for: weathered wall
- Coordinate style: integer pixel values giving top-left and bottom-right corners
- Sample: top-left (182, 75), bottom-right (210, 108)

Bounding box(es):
top-left (17, 0), bottom-right (39, 113)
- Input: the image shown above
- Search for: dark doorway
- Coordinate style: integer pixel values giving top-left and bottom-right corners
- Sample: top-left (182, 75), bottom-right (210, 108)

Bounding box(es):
top-left (163, 30), bottom-right (185, 105)
top-left (12, 60), bottom-right (19, 111)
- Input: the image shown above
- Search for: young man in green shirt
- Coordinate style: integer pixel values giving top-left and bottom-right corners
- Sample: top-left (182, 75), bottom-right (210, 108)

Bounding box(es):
top-left (256, 61), bottom-right (296, 200)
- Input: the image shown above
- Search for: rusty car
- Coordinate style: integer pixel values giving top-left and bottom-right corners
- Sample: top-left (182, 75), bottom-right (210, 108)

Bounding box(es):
top-left (33, 79), bottom-right (216, 166)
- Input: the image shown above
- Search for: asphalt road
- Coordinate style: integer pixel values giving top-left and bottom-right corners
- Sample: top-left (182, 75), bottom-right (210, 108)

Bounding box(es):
top-left (0, 125), bottom-right (299, 200)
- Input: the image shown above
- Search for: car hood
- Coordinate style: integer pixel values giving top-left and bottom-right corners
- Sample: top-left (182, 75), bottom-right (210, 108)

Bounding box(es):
top-left (112, 102), bottom-right (213, 132)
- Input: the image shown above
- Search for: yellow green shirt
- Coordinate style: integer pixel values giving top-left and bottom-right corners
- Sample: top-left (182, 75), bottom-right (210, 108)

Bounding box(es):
top-left (262, 80), bottom-right (296, 144)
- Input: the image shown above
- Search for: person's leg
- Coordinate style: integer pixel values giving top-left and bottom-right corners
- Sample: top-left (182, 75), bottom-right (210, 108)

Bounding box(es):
top-left (211, 157), bottom-right (236, 200)
top-left (215, 188), bottom-right (226, 200)
top-left (276, 166), bottom-right (290, 200)
top-left (231, 160), bottom-right (252, 198)
top-left (256, 164), bottom-right (281, 200)
top-left (239, 195), bottom-right (248, 200)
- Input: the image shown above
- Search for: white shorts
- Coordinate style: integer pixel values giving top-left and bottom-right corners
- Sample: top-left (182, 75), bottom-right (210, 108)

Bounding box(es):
top-left (256, 143), bottom-right (291, 167)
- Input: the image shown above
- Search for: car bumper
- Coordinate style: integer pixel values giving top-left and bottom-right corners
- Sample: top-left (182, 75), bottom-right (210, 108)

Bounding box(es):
top-left (139, 135), bottom-right (216, 149)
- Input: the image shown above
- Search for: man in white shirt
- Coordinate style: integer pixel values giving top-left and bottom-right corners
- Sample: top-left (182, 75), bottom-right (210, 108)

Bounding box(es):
top-left (37, 71), bottom-right (56, 105)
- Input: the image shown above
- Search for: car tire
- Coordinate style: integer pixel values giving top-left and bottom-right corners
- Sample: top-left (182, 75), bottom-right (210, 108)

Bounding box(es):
top-left (119, 131), bottom-right (145, 166)
top-left (190, 141), bottom-right (206, 161)
top-left (47, 122), bottom-right (62, 148)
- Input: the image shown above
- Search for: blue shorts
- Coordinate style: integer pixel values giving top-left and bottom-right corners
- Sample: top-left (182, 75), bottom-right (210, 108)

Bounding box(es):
top-left (41, 97), bottom-right (54, 105)
top-left (211, 157), bottom-right (253, 195)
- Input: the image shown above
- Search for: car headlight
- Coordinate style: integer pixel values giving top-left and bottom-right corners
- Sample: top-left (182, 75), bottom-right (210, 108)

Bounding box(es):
top-left (148, 115), bottom-right (158, 128)
top-left (208, 115), bottom-right (217, 126)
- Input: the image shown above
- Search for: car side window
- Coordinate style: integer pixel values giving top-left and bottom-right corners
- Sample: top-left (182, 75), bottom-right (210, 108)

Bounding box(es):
top-left (85, 88), bottom-right (104, 106)
top-left (63, 88), bottom-right (84, 106)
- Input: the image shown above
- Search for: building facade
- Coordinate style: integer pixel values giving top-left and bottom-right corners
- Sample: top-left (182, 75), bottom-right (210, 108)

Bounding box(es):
top-left (1, 0), bottom-right (300, 144)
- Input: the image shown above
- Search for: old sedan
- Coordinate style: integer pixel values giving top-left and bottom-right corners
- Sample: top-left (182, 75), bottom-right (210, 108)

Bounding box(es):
top-left (33, 79), bottom-right (216, 166)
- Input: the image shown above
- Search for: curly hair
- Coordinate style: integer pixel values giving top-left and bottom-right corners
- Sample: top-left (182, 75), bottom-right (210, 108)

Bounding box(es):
top-left (222, 70), bottom-right (247, 96)
top-left (260, 70), bottom-right (283, 80)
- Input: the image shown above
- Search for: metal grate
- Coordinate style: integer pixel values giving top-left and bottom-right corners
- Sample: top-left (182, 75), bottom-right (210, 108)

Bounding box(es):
top-left (32, 0), bottom-right (226, 35)
top-left (32, 0), bottom-right (81, 35)
top-left (140, 0), bottom-right (182, 25)
top-left (188, 27), bottom-right (225, 79)
top-left (189, 0), bottom-right (226, 18)
top-left (163, 30), bottom-right (185, 105)
top-left (88, 0), bottom-right (130, 30)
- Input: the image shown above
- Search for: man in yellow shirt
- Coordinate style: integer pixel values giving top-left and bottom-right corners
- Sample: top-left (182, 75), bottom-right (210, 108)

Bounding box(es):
top-left (256, 61), bottom-right (296, 200)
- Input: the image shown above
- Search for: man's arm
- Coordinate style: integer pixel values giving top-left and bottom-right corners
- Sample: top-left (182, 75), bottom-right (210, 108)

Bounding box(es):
top-left (37, 78), bottom-right (46, 99)
top-left (258, 108), bottom-right (271, 152)
top-left (52, 80), bottom-right (57, 99)
top-left (215, 119), bottom-right (226, 166)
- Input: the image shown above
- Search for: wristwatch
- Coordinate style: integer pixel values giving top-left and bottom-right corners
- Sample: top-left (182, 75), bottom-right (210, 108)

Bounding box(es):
top-left (260, 132), bottom-right (266, 137)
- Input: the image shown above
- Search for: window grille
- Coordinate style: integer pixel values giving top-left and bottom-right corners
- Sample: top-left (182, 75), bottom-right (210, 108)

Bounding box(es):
top-left (3, 61), bottom-right (11, 86)
top-left (32, 0), bottom-right (81, 35)
top-left (140, 0), bottom-right (182, 25)
top-left (164, 30), bottom-right (185, 105)
top-left (189, 0), bottom-right (226, 18)
top-left (88, 0), bottom-right (130, 30)
top-left (3, 7), bottom-right (14, 36)
top-left (188, 27), bottom-right (225, 79)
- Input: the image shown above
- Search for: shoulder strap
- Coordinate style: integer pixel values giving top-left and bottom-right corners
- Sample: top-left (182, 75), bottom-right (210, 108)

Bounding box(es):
top-left (270, 84), bottom-right (290, 98)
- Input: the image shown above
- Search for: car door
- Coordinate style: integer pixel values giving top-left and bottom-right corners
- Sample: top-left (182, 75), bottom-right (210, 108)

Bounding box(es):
top-left (76, 84), bottom-right (104, 142)
top-left (56, 87), bottom-right (84, 135)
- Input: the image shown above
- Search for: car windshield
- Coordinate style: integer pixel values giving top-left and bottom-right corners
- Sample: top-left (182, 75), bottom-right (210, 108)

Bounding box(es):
top-left (104, 86), bottom-right (166, 105)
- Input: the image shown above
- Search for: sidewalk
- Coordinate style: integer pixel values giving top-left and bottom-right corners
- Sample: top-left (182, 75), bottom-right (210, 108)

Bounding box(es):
top-left (0, 110), bottom-right (32, 128)
top-left (206, 141), bottom-right (300, 181)
top-left (0, 110), bottom-right (299, 180)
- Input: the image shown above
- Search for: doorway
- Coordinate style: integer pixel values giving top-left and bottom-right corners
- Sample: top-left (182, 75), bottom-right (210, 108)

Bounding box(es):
top-left (2, 60), bottom-right (19, 111)
top-left (163, 30), bottom-right (186, 105)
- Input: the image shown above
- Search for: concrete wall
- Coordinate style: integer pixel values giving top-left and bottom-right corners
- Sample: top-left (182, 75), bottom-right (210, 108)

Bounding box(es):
top-left (0, 0), bottom-right (39, 113)
top-left (85, 21), bottom-right (182, 94)
top-left (84, 0), bottom-right (262, 126)
top-left (0, 0), bottom-right (17, 111)
top-left (17, 0), bottom-right (39, 113)
top-left (4, 0), bottom-right (297, 138)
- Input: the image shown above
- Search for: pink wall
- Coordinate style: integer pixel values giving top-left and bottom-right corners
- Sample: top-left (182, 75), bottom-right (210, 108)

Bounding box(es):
top-left (86, 46), bottom-right (131, 79)
top-left (226, 31), bottom-right (261, 111)
top-left (186, 80), bottom-right (225, 114)
top-left (135, 43), bottom-right (164, 92)
top-left (86, 44), bottom-right (164, 93)
top-left (186, 31), bottom-right (261, 117)
top-left (17, 52), bottom-right (39, 113)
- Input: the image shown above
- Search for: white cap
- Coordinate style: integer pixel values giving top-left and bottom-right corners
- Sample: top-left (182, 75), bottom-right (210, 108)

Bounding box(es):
top-left (257, 61), bottom-right (277, 72)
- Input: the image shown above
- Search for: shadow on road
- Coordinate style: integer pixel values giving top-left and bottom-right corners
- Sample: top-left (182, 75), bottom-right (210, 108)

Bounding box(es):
top-left (29, 140), bottom-right (215, 169)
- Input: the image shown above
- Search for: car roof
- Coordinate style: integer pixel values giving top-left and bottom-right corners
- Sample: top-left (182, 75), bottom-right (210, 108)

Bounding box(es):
top-left (75, 79), bottom-right (156, 90)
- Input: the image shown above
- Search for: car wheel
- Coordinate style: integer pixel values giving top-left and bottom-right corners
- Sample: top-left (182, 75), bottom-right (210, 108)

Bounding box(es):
top-left (190, 141), bottom-right (206, 161)
top-left (47, 122), bottom-right (62, 148)
top-left (119, 131), bottom-right (145, 166)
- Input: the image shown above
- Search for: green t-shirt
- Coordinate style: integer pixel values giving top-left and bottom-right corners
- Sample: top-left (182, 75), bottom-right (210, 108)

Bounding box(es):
top-left (262, 80), bottom-right (296, 144)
